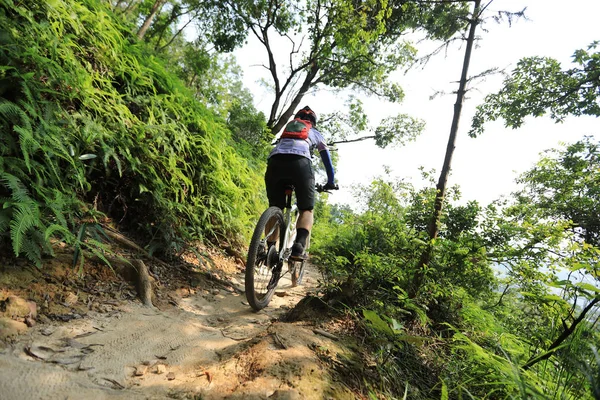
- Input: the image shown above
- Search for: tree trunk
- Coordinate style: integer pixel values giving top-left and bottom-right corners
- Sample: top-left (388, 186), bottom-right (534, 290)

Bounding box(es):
top-left (269, 63), bottom-right (319, 135)
top-left (136, 0), bottom-right (165, 40)
top-left (112, 0), bottom-right (125, 12)
top-left (409, 0), bottom-right (481, 298)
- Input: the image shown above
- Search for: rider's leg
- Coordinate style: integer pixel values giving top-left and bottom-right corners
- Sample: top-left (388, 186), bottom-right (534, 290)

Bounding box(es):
top-left (297, 209), bottom-right (313, 230)
top-left (291, 209), bottom-right (312, 259)
top-left (264, 155), bottom-right (287, 250)
top-left (265, 219), bottom-right (279, 246)
top-left (295, 209), bottom-right (313, 246)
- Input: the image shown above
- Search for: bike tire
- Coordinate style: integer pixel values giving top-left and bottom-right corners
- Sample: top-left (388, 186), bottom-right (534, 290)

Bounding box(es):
top-left (290, 259), bottom-right (306, 287)
top-left (245, 206), bottom-right (285, 311)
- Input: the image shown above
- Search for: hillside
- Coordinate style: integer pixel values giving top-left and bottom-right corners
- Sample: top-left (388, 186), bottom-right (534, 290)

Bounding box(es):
top-left (0, 0), bottom-right (266, 266)
top-left (1, 1), bottom-right (599, 399)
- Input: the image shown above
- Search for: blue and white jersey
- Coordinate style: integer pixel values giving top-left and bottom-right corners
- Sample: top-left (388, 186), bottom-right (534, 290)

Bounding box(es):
top-left (268, 127), bottom-right (328, 159)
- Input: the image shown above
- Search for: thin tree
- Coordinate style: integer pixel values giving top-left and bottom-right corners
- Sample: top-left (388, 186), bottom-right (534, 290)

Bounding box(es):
top-left (409, 0), bottom-right (483, 298)
top-left (136, 0), bottom-right (166, 40)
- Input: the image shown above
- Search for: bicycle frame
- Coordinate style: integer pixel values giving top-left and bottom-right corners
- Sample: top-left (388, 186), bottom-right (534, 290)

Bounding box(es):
top-left (262, 189), bottom-right (298, 291)
top-left (279, 188), bottom-right (298, 263)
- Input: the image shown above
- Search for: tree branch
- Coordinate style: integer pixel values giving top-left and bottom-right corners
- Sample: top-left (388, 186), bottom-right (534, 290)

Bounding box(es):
top-left (157, 11), bottom-right (198, 51)
top-left (485, 283), bottom-right (511, 309)
top-left (522, 296), bottom-right (600, 370)
top-left (330, 135), bottom-right (377, 145)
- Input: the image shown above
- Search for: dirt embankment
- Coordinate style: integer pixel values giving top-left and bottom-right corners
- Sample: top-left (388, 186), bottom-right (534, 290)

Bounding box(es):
top-left (0, 249), bottom-right (356, 400)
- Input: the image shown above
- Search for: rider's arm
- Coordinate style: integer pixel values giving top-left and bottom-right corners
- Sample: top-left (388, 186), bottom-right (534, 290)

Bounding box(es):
top-left (311, 128), bottom-right (335, 185)
top-left (319, 149), bottom-right (335, 185)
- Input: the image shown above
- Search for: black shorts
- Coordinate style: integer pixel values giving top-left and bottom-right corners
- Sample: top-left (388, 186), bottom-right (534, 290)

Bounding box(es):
top-left (265, 154), bottom-right (315, 211)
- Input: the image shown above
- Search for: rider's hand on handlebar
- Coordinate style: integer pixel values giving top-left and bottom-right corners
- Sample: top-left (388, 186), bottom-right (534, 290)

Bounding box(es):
top-left (316, 182), bottom-right (339, 193)
top-left (323, 182), bottom-right (338, 191)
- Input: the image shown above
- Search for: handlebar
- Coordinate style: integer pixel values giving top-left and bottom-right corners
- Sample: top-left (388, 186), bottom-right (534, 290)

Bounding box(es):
top-left (315, 183), bottom-right (339, 194)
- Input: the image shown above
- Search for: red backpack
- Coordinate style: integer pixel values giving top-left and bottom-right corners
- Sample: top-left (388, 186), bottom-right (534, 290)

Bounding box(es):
top-left (281, 118), bottom-right (311, 140)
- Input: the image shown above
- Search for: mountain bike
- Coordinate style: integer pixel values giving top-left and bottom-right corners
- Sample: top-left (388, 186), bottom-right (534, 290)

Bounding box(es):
top-left (245, 183), bottom-right (337, 311)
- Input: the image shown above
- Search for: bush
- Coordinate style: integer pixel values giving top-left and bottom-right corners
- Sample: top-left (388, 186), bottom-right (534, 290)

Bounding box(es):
top-left (0, 0), bottom-right (265, 264)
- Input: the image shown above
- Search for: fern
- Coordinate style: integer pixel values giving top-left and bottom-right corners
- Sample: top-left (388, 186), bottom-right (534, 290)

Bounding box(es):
top-left (13, 124), bottom-right (40, 172)
top-left (0, 100), bottom-right (30, 128)
top-left (20, 229), bottom-right (50, 267)
top-left (0, 209), bottom-right (10, 234)
top-left (17, 78), bottom-right (37, 109)
top-left (1, 172), bottom-right (32, 204)
top-left (9, 202), bottom-right (38, 256)
top-left (44, 223), bottom-right (71, 242)
top-left (72, 222), bottom-right (114, 273)
top-left (0, 0), bottom-right (265, 266)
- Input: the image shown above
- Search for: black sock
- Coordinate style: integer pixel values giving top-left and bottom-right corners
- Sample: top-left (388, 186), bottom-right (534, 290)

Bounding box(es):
top-left (295, 228), bottom-right (309, 247)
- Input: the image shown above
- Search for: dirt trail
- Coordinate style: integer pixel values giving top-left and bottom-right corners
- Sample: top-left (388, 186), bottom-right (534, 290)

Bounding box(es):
top-left (0, 263), bottom-right (354, 400)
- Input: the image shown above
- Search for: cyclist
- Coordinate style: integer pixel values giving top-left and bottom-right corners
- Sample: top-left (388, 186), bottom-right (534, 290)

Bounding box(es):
top-left (265, 106), bottom-right (336, 260)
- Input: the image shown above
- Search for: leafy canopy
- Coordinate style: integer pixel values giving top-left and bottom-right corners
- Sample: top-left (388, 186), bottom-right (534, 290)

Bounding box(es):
top-left (204, 0), bottom-right (470, 134)
top-left (516, 137), bottom-right (600, 246)
top-left (471, 42), bottom-right (600, 137)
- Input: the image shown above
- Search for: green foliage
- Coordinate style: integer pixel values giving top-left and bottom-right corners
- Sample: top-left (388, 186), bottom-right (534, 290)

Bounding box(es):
top-left (445, 297), bottom-right (598, 400)
top-left (200, 0), bottom-right (469, 133)
top-left (516, 137), bottom-right (600, 246)
top-left (226, 100), bottom-right (271, 160)
top-left (165, 44), bottom-right (271, 158)
top-left (312, 176), bottom-right (497, 310)
top-left (312, 149), bottom-right (600, 398)
top-left (0, 172), bottom-right (54, 266)
top-left (470, 42), bottom-right (600, 137)
top-left (0, 0), bottom-right (265, 264)
top-left (463, 36), bottom-right (600, 397)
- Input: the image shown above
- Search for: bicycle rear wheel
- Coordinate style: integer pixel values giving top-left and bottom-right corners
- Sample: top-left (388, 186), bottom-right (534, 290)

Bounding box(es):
top-left (245, 206), bottom-right (284, 311)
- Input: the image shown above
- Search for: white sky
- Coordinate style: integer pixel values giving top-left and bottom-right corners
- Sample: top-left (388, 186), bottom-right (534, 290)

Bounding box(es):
top-left (235, 0), bottom-right (599, 207)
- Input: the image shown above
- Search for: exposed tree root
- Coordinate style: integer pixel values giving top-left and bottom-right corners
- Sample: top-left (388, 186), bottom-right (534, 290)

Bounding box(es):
top-left (132, 259), bottom-right (154, 307)
top-left (102, 226), bottom-right (170, 271)
top-left (92, 255), bottom-right (156, 308)
top-left (282, 295), bottom-right (330, 322)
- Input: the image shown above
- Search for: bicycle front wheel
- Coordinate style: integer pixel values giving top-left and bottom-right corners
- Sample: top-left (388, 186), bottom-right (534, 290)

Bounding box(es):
top-left (245, 206), bottom-right (285, 311)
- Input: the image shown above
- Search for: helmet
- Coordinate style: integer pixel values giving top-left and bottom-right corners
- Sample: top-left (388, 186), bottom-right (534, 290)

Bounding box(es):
top-left (294, 106), bottom-right (317, 126)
